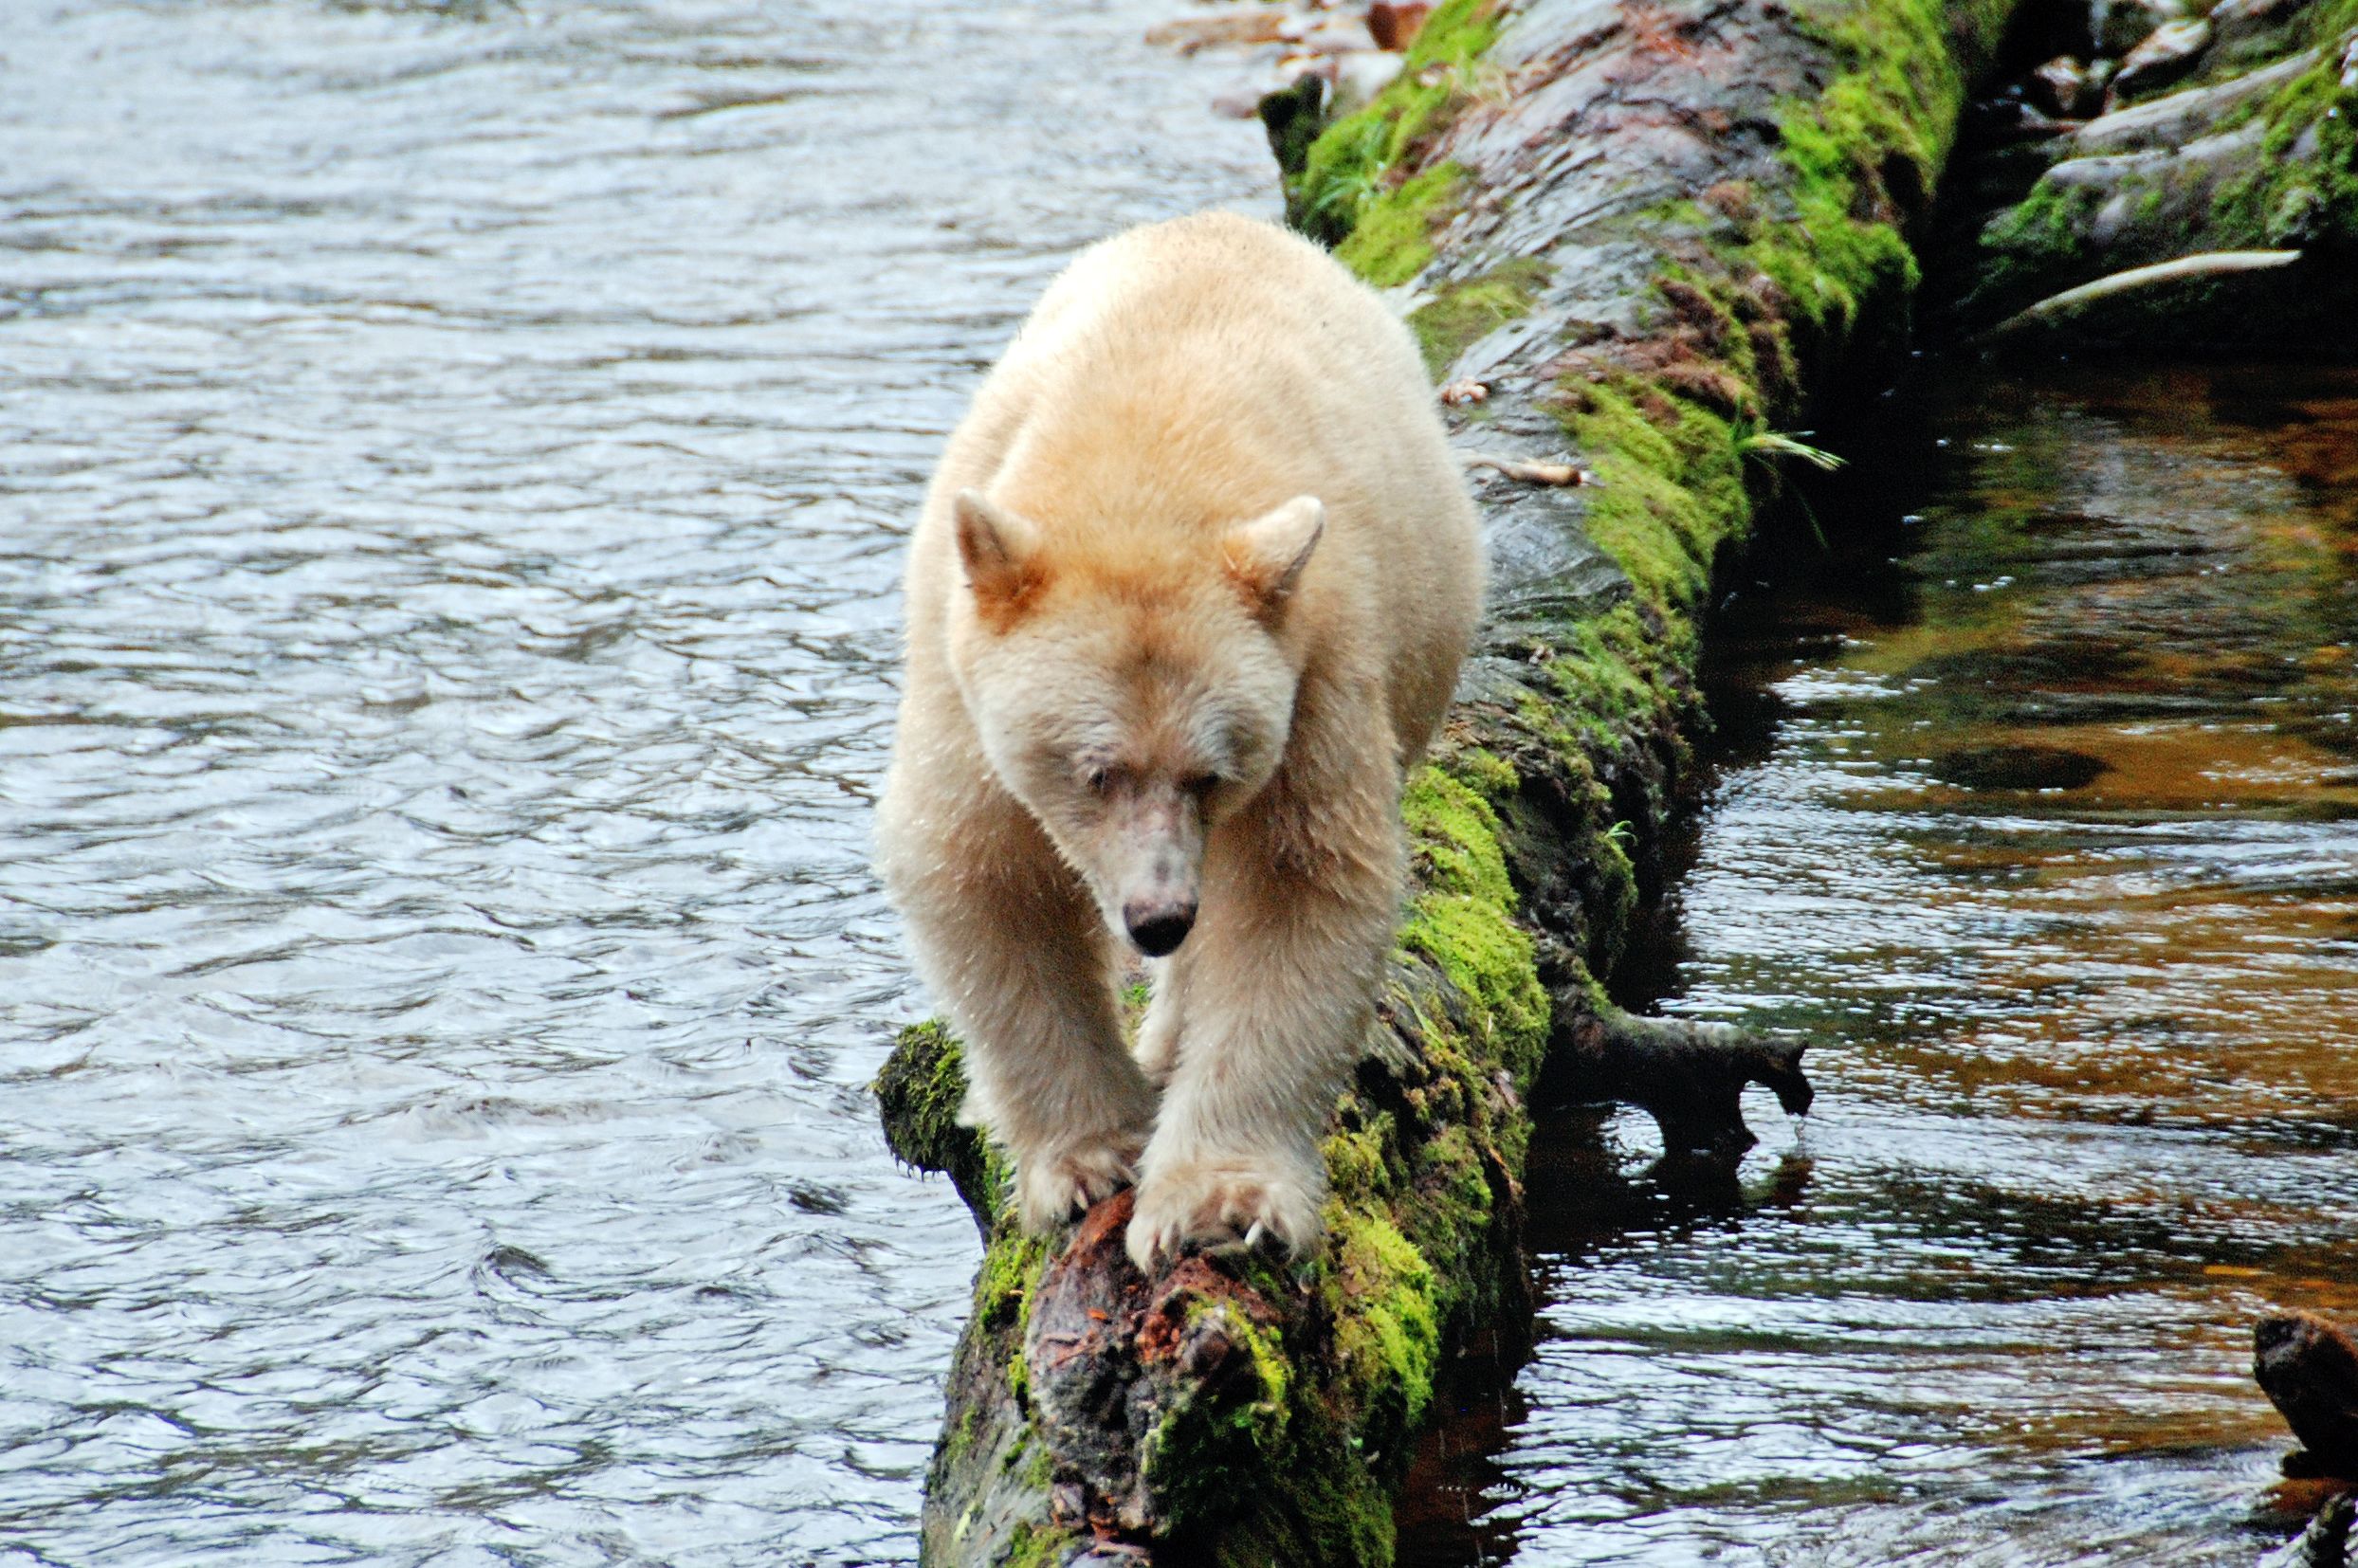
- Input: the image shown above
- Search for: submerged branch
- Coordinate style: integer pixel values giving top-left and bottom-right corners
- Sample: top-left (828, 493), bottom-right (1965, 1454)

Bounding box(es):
top-left (1554, 1007), bottom-right (1814, 1159)
top-left (1982, 249), bottom-right (2303, 340)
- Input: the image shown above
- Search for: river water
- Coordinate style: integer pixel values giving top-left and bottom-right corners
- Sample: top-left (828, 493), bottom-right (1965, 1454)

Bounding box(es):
top-left (0, 3), bottom-right (1272, 1563)
top-left (1407, 363), bottom-right (2358, 1566)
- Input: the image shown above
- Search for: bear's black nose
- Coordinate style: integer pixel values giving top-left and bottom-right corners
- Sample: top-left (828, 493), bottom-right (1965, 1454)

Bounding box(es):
top-left (1125, 908), bottom-right (1195, 957)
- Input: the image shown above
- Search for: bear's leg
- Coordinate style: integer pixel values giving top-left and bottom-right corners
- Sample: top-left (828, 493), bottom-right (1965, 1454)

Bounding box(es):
top-left (1134, 971), bottom-right (1183, 1090)
top-left (888, 802), bottom-right (1157, 1234)
top-left (1126, 825), bottom-right (1399, 1271)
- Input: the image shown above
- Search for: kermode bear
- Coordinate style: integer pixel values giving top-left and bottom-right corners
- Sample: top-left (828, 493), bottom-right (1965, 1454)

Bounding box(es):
top-left (877, 211), bottom-right (1483, 1271)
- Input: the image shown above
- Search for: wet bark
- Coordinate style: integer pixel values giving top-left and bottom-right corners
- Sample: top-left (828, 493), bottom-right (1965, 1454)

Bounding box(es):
top-left (872, 0), bottom-right (2017, 1561)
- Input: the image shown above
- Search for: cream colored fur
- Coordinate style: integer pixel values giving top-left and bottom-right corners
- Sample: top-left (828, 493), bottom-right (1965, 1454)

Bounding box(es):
top-left (876, 211), bottom-right (1482, 1271)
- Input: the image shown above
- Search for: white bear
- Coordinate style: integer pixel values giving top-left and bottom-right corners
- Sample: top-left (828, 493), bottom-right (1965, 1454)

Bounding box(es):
top-left (875, 210), bottom-right (1483, 1271)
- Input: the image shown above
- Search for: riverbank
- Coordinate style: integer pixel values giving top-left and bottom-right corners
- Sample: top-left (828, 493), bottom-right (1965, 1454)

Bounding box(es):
top-left (1941, 0), bottom-right (2358, 343)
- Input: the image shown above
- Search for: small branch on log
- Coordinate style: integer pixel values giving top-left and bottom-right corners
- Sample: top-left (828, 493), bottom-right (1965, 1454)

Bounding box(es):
top-left (874, 1019), bottom-right (998, 1231)
top-left (1549, 1005), bottom-right (1813, 1159)
top-left (2257, 1311), bottom-right (2358, 1481)
top-left (1979, 249), bottom-right (2302, 341)
top-left (1461, 452), bottom-right (1599, 487)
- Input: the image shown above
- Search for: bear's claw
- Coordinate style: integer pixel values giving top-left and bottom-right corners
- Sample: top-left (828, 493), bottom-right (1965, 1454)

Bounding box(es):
top-left (1124, 1158), bottom-right (1324, 1271)
top-left (1015, 1136), bottom-right (1142, 1233)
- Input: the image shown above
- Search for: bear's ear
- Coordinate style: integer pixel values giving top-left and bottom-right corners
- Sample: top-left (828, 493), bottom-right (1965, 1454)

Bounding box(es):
top-left (953, 489), bottom-right (1044, 617)
top-left (1222, 495), bottom-right (1325, 618)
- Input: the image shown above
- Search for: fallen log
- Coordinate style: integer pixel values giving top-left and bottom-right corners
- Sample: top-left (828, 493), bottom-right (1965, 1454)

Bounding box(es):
top-left (873, 0), bottom-right (2015, 1559)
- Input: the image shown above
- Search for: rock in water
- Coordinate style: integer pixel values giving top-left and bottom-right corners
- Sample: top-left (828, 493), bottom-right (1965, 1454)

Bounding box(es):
top-left (2031, 55), bottom-right (2098, 117)
top-left (2111, 17), bottom-right (2214, 102)
top-left (2257, 1311), bottom-right (2358, 1479)
top-left (2092, 0), bottom-right (2188, 58)
top-left (2205, 0), bottom-right (2314, 64)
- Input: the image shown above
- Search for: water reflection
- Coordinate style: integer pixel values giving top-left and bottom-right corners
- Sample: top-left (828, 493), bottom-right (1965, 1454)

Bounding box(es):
top-left (1410, 363), bottom-right (2358, 1566)
top-left (0, 2), bottom-right (1272, 1562)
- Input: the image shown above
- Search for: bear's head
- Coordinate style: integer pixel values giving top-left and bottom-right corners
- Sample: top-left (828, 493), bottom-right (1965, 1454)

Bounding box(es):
top-left (944, 487), bottom-right (1323, 957)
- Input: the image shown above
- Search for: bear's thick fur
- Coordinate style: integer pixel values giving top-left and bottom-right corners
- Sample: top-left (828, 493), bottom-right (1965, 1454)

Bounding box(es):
top-left (876, 211), bottom-right (1482, 1269)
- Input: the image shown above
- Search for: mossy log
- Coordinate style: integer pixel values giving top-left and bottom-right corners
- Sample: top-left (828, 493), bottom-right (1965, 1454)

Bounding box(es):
top-left (871, 0), bottom-right (2015, 1560)
top-left (1955, 0), bottom-right (2358, 343)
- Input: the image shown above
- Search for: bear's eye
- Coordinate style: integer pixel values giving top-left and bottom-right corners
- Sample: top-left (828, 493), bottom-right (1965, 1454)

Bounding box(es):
top-left (1183, 772), bottom-right (1222, 797)
top-left (1082, 765), bottom-right (1113, 796)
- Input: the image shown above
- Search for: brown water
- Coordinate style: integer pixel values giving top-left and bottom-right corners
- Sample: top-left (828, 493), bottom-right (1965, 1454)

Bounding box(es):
top-left (0, 4), bottom-right (1273, 1562)
top-left (1408, 363), bottom-right (2358, 1566)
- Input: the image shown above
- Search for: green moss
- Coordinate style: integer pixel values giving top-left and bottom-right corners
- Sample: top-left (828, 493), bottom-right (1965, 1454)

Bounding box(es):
top-left (1325, 1207), bottom-right (1441, 1449)
top-left (1322, 1112), bottom-right (1401, 1207)
top-left (1406, 1122), bottom-right (1494, 1249)
top-left (1397, 890), bottom-right (1549, 1086)
top-left (1967, 0), bottom-right (2357, 317)
top-left (1965, 177), bottom-right (2105, 317)
top-left (1560, 385), bottom-right (1746, 611)
top-left (873, 1018), bottom-right (1009, 1227)
top-left (1195, 1394), bottom-right (1398, 1568)
top-left (1539, 602), bottom-right (1675, 727)
top-left (1405, 257), bottom-right (1551, 376)
top-left (1020, 1438), bottom-right (1053, 1488)
top-left (974, 1230), bottom-right (1053, 1405)
top-left (1001, 1521), bottom-right (1073, 1568)
top-left (1436, 744), bottom-right (1519, 799)
top-left (1197, 1299), bottom-right (1291, 1442)
top-left (2206, 9), bottom-right (2358, 252)
top-left (944, 1408), bottom-right (979, 1468)
top-left (1335, 162), bottom-right (1466, 286)
top-left (1291, 0), bottom-right (1502, 264)
top-left (1401, 766), bottom-right (1516, 908)
top-left (1713, 0), bottom-right (2014, 355)
top-left (1140, 1299), bottom-right (1301, 1541)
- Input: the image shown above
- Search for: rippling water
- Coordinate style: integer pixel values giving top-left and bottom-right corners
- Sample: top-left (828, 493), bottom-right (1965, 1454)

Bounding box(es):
top-left (0, 4), bottom-right (1272, 1561)
top-left (1407, 363), bottom-right (2358, 1566)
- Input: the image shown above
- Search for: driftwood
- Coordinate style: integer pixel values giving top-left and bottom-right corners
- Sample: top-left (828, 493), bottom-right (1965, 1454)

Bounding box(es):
top-left (873, 0), bottom-right (2016, 1559)
top-left (2254, 1311), bottom-right (2357, 1567)
top-left (1564, 1008), bottom-right (1812, 1158)
top-left (1460, 450), bottom-right (1599, 486)
top-left (1980, 247), bottom-right (2303, 339)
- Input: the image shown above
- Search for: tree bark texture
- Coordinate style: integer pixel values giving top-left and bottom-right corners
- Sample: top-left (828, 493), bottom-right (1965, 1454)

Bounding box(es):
top-left (873, 0), bottom-right (2016, 1560)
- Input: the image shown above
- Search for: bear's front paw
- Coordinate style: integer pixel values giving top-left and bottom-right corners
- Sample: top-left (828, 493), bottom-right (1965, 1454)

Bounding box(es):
top-left (1013, 1132), bottom-right (1142, 1234)
top-left (1124, 1157), bottom-right (1325, 1272)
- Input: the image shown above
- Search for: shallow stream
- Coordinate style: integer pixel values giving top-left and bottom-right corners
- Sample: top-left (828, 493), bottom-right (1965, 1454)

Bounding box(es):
top-left (1409, 362), bottom-right (2358, 1566)
top-left (0, 4), bottom-right (1270, 1563)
